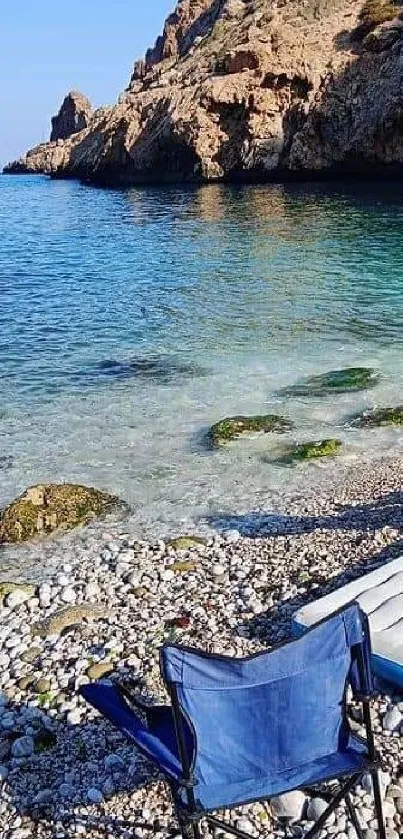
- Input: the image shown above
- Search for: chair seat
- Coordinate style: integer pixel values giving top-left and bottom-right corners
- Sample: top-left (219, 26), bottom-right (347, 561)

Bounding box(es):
top-left (180, 742), bottom-right (370, 812)
top-left (141, 701), bottom-right (370, 813)
top-left (82, 682), bottom-right (370, 814)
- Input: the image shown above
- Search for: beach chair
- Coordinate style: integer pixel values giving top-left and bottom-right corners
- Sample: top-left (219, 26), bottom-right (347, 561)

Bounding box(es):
top-left (80, 603), bottom-right (386, 839)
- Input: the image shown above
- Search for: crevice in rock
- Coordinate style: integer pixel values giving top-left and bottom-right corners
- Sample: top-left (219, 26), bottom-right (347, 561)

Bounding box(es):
top-left (261, 72), bottom-right (313, 101)
top-left (210, 100), bottom-right (251, 172)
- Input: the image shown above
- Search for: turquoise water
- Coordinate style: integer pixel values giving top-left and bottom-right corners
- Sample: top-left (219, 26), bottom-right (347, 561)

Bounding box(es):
top-left (1, 174), bottom-right (403, 551)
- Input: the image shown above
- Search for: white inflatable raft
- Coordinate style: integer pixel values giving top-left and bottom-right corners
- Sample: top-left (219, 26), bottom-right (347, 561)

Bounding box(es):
top-left (293, 555), bottom-right (403, 689)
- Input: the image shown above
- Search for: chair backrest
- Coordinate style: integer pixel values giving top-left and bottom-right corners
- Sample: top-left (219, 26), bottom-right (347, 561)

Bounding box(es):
top-left (160, 603), bottom-right (372, 789)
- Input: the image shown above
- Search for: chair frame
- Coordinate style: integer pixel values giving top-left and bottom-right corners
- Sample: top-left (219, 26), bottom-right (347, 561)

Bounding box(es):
top-left (164, 621), bottom-right (387, 839)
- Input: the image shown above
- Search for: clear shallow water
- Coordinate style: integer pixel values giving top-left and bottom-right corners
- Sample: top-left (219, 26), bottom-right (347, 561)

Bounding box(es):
top-left (1, 175), bottom-right (403, 565)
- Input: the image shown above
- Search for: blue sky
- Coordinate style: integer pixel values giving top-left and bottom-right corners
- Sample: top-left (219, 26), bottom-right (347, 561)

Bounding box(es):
top-left (0, 1), bottom-right (174, 166)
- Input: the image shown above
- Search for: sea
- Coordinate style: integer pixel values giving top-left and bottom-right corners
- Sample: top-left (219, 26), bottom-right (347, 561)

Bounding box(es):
top-left (1, 174), bottom-right (403, 570)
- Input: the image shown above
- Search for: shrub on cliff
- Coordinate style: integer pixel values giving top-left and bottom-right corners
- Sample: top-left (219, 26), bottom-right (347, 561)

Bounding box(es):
top-left (358, 0), bottom-right (400, 34)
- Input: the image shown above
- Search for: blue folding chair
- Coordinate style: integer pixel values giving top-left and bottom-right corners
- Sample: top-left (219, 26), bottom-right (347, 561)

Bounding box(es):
top-left (80, 603), bottom-right (386, 839)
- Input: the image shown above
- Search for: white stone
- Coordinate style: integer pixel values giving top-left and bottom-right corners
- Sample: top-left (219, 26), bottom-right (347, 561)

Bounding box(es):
top-left (212, 564), bottom-right (225, 577)
top-left (58, 783), bottom-right (74, 799)
top-left (60, 587), bottom-right (76, 604)
top-left (270, 790), bottom-right (306, 821)
top-left (11, 736), bottom-right (34, 758)
top-left (1, 713), bottom-right (16, 729)
top-left (0, 652), bottom-right (10, 669)
top-left (0, 765), bottom-right (9, 781)
top-left (102, 777), bottom-right (115, 798)
top-left (38, 583), bottom-right (52, 607)
top-left (87, 787), bottom-right (103, 803)
top-left (382, 800), bottom-right (396, 819)
top-left (383, 707), bottom-right (402, 732)
top-left (66, 709), bottom-right (81, 725)
top-left (225, 529), bottom-right (241, 543)
top-left (6, 590), bottom-right (30, 609)
top-left (84, 582), bottom-right (101, 599)
top-left (33, 789), bottom-right (52, 804)
top-left (57, 573), bottom-right (73, 586)
top-left (307, 798), bottom-right (334, 824)
top-left (104, 753), bottom-right (125, 772)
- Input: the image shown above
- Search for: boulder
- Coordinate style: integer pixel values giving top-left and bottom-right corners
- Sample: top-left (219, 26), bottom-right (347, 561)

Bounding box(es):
top-left (50, 91), bottom-right (93, 141)
top-left (281, 439), bottom-right (343, 462)
top-left (350, 405), bottom-right (403, 428)
top-left (281, 368), bottom-right (380, 398)
top-left (210, 414), bottom-right (293, 446)
top-left (0, 483), bottom-right (121, 544)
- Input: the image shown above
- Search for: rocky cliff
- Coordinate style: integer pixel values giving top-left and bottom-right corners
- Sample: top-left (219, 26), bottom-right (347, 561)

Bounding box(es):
top-left (5, 0), bottom-right (403, 184)
top-left (50, 90), bottom-right (93, 141)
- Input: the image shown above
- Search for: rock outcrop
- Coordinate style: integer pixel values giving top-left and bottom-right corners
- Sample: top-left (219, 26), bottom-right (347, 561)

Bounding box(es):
top-left (5, 1), bottom-right (403, 184)
top-left (0, 483), bottom-right (121, 544)
top-left (50, 90), bottom-right (93, 141)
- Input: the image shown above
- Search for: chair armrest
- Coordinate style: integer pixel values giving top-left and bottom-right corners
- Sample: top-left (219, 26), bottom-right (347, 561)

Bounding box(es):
top-left (80, 682), bottom-right (182, 781)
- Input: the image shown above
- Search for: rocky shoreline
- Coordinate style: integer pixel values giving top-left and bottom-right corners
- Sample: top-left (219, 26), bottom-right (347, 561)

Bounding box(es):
top-left (0, 457), bottom-right (402, 839)
top-left (6, 1), bottom-right (403, 186)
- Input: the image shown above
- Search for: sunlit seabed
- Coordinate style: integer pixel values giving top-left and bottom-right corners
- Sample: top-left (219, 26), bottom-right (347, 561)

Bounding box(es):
top-left (1, 175), bottom-right (403, 572)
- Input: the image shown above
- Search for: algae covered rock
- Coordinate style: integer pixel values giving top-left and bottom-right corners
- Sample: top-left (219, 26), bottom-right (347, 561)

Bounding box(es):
top-left (350, 406), bottom-right (403, 428)
top-left (281, 439), bottom-right (342, 462)
top-left (210, 415), bottom-right (293, 446)
top-left (167, 535), bottom-right (207, 551)
top-left (281, 368), bottom-right (380, 398)
top-left (0, 483), bottom-right (121, 544)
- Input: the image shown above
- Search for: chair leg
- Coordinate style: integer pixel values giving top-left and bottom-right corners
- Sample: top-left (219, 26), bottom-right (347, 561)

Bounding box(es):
top-left (176, 811), bottom-right (202, 839)
top-left (371, 769), bottom-right (387, 839)
top-left (345, 792), bottom-right (365, 839)
top-left (304, 774), bottom-right (362, 839)
top-left (177, 818), bottom-right (194, 839)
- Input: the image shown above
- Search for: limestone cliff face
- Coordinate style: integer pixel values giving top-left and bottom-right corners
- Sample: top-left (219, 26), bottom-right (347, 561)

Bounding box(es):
top-left (50, 91), bottom-right (93, 141)
top-left (5, 0), bottom-right (403, 184)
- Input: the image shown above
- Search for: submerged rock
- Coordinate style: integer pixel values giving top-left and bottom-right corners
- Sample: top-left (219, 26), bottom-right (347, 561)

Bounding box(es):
top-left (349, 405), bottom-right (403, 428)
top-left (281, 368), bottom-right (380, 398)
top-left (210, 415), bottom-right (293, 446)
top-left (0, 456), bottom-right (13, 471)
top-left (280, 439), bottom-right (343, 462)
top-left (0, 483), bottom-right (121, 544)
top-left (91, 355), bottom-right (207, 385)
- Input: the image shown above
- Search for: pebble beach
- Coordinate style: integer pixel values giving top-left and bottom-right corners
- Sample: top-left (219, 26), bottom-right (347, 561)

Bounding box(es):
top-left (0, 457), bottom-right (402, 839)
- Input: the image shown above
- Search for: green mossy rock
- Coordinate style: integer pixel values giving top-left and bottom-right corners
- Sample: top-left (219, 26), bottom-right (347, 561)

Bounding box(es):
top-left (281, 439), bottom-right (343, 462)
top-left (281, 368), bottom-right (380, 398)
top-left (0, 483), bottom-right (121, 544)
top-left (210, 414), bottom-right (293, 446)
top-left (350, 406), bottom-right (403, 428)
top-left (167, 535), bottom-right (207, 550)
